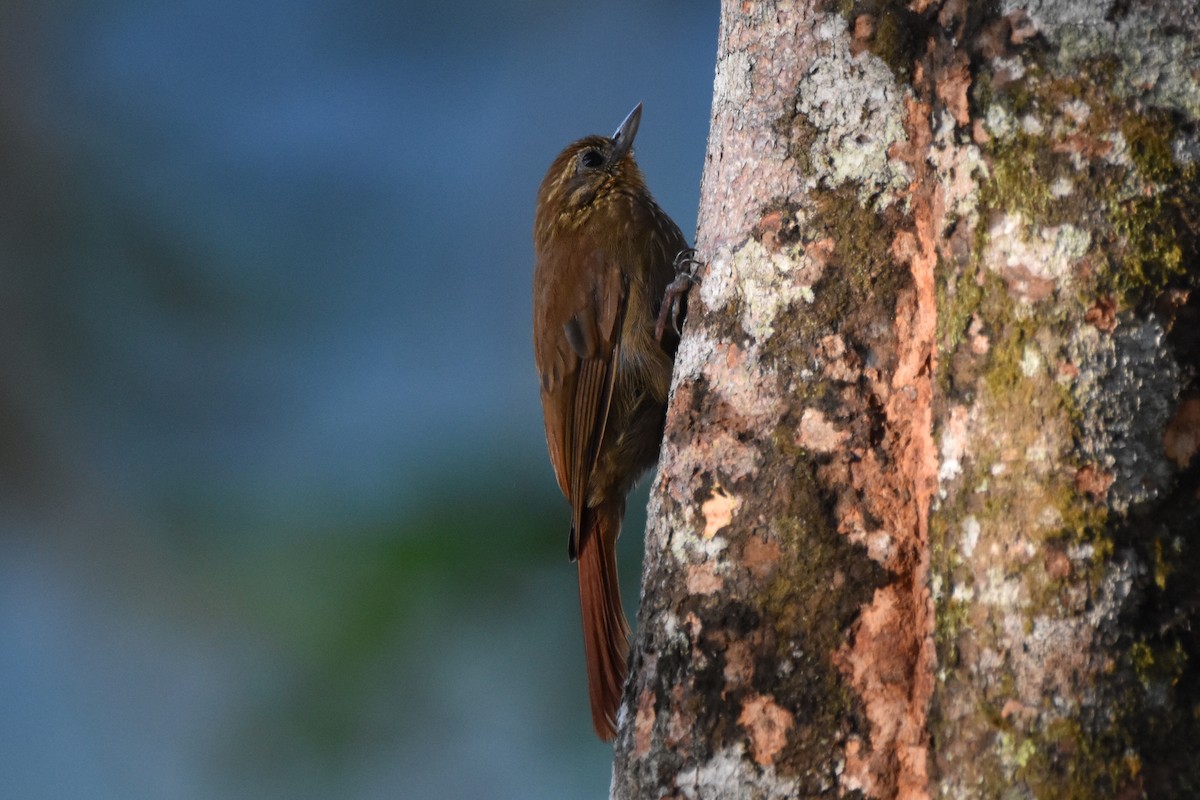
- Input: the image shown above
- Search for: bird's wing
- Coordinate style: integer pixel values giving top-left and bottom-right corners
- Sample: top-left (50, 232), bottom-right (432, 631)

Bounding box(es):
top-left (533, 241), bottom-right (626, 560)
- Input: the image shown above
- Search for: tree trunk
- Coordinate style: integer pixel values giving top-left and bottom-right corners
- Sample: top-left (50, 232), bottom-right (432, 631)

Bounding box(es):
top-left (612, 1), bottom-right (1200, 798)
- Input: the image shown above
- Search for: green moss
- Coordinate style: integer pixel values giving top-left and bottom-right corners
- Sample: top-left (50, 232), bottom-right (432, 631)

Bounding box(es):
top-left (927, 33), bottom-right (1200, 800)
top-left (765, 184), bottom-right (903, 363)
top-left (1130, 641), bottom-right (1155, 676)
top-left (934, 592), bottom-right (971, 655)
top-left (774, 109), bottom-right (819, 178)
top-left (1009, 717), bottom-right (1128, 799)
top-left (999, 730), bottom-right (1038, 769)
top-left (810, 185), bottom-right (903, 320)
top-left (869, 8), bottom-right (922, 79)
top-left (929, 229), bottom-right (1129, 793)
top-left (1100, 151), bottom-right (1196, 299)
top-left (970, 57), bottom-right (1185, 310)
top-left (979, 317), bottom-right (1032, 400)
top-left (832, 0), bottom-right (924, 79)
top-left (974, 50), bottom-right (1197, 311)
top-left (1072, 103), bottom-right (1199, 301)
top-left (1152, 536), bottom-right (1171, 591)
top-left (981, 112), bottom-right (1082, 231)
top-left (987, 142), bottom-right (1056, 221)
top-left (935, 257), bottom-right (985, 355)
top-left (821, 191), bottom-right (900, 300)
top-left (1130, 635), bottom-right (1187, 690)
top-left (971, 306), bottom-right (1108, 541)
top-left (754, 439), bottom-right (884, 776)
top-left (1121, 110), bottom-right (1177, 182)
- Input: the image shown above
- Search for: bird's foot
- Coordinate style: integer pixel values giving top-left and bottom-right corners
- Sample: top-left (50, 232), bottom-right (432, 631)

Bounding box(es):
top-left (655, 249), bottom-right (702, 342)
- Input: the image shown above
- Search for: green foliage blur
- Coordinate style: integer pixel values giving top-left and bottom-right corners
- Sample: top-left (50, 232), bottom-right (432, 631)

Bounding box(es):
top-left (0, 1), bottom-right (714, 797)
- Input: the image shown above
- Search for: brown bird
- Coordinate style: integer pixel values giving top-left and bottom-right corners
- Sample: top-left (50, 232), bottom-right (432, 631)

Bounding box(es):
top-left (532, 103), bottom-right (689, 740)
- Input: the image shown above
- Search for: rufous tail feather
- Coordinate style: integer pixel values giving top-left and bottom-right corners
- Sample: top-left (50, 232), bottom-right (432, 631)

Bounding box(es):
top-left (576, 500), bottom-right (630, 740)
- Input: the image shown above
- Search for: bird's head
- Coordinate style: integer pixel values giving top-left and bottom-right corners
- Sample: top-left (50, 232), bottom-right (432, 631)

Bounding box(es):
top-left (535, 103), bottom-right (649, 243)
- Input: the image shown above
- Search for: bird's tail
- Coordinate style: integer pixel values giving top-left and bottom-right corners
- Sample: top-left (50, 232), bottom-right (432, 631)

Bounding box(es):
top-left (576, 498), bottom-right (630, 740)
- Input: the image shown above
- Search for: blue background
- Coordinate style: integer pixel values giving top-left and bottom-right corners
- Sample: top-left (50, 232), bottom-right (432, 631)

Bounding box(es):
top-left (0, 2), bottom-right (717, 797)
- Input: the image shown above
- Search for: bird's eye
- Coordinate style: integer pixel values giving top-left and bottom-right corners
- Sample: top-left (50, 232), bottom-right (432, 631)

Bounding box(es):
top-left (580, 149), bottom-right (604, 169)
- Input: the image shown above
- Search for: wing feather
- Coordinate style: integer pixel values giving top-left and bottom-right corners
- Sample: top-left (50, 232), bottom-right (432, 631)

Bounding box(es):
top-left (533, 236), bottom-right (627, 560)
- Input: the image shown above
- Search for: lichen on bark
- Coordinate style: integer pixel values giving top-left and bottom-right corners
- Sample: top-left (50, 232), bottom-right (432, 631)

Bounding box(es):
top-left (926, 0), bottom-right (1200, 796)
top-left (614, 2), bottom-right (919, 797)
top-left (613, 0), bottom-right (1200, 797)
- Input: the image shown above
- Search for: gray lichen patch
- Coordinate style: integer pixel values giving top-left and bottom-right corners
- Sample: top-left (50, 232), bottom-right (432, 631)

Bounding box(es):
top-left (673, 744), bottom-right (807, 800)
top-left (1069, 317), bottom-right (1183, 513)
top-left (1004, 0), bottom-right (1112, 36)
top-left (794, 14), bottom-right (910, 206)
top-left (984, 102), bottom-right (1018, 141)
top-left (1003, 0), bottom-right (1200, 120)
top-left (983, 214), bottom-right (1092, 308)
top-left (1013, 553), bottom-right (1137, 713)
top-left (931, 110), bottom-right (988, 227)
top-left (1175, 133), bottom-right (1200, 165)
top-left (673, 334), bottom-right (787, 434)
top-left (700, 237), bottom-right (824, 340)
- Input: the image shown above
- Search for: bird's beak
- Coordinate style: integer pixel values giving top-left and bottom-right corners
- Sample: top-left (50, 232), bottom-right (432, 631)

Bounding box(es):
top-left (610, 102), bottom-right (642, 164)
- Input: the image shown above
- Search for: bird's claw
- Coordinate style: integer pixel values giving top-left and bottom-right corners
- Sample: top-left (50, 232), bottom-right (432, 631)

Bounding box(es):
top-left (655, 249), bottom-right (702, 342)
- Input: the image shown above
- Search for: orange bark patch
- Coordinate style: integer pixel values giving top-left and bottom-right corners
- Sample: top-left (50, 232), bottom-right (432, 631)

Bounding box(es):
top-left (851, 14), bottom-right (876, 56)
top-left (1164, 397), bottom-right (1200, 469)
top-left (743, 535), bottom-right (782, 579)
top-left (818, 333), bottom-right (862, 382)
top-left (972, 118), bottom-right (990, 144)
top-left (722, 637), bottom-right (757, 688)
top-left (633, 688), bottom-right (656, 758)
top-left (806, 236), bottom-right (837, 270)
top-left (1084, 296), bottom-right (1118, 333)
top-left (968, 317), bottom-right (991, 355)
top-left (701, 485), bottom-right (740, 539)
top-left (1075, 463), bottom-right (1116, 499)
top-left (834, 92), bottom-right (938, 800)
top-left (1000, 264), bottom-right (1056, 302)
top-left (837, 586), bottom-right (923, 796)
top-left (664, 684), bottom-right (693, 750)
top-left (1052, 133), bottom-right (1113, 159)
top-left (935, 52), bottom-right (972, 127)
top-left (797, 408), bottom-right (850, 453)
top-left (854, 14), bottom-right (876, 41)
top-left (686, 562), bottom-right (724, 595)
top-left (755, 210), bottom-right (786, 253)
top-left (1008, 10), bottom-right (1038, 43)
top-left (1044, 547), bottom-right (1072, 580)
top-left (738, 694), bottom-right (794, 766)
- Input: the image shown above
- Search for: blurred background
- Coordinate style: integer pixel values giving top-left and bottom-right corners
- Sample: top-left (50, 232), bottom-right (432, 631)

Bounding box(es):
top-left (0, 2), bottom-right (715, 797)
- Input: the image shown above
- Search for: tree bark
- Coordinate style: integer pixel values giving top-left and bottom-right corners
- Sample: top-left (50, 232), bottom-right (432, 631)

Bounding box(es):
top-left (612, 1), bottom-right (1200, 798)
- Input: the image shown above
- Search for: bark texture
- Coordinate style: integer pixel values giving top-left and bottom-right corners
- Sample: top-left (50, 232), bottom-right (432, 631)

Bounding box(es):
top-left (612, 1), bottom-right (1200, 798)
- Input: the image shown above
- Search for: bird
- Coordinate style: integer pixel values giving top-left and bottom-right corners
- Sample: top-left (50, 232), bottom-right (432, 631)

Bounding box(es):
top-left (532, 103), bottom-right (689, 740)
